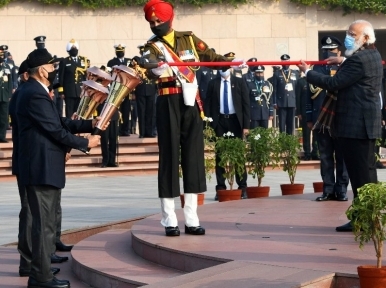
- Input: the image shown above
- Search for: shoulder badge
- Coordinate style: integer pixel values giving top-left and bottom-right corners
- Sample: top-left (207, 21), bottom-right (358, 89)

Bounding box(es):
top-left (197, 41), bottom-right (206, 51)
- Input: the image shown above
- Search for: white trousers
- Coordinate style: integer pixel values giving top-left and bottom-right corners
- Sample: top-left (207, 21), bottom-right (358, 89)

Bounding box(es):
top-left (160, 194), bottom-right (200, 227)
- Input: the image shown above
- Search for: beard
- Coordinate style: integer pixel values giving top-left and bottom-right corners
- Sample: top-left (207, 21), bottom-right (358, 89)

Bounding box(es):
top-left (345, 39), bottom-right (364, 57)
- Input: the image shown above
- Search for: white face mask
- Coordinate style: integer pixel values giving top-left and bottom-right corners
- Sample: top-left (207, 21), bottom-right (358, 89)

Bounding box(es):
top-left (219, 69), bottom-right (230, 77)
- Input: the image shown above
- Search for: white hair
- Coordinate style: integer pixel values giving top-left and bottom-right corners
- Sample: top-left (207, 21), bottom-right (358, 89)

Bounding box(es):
top-left (351, 20), bottom-right (376, 44)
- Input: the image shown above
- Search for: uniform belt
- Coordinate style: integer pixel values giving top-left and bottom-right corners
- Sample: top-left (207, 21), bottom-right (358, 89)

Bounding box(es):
top-left (219, 114), bottom-right (236, 119)
top-left (158, 87), bottom-right (183, 96)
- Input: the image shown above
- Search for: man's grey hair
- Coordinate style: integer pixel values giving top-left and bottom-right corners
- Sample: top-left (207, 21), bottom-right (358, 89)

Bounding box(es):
top-left (28, 67), bottom-right (40, 76)
top-left (352, 19), bottom-right (376, 44)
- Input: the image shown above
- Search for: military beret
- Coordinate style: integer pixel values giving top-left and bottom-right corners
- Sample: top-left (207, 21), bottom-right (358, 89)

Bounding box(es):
top-left (34, 36), bottom-right (46, 44)
top-left (280, 54), bottom-right (290, 61)
top-left (0, 45), bottom-right (8, 51)
top-left (18, 60), bottom-right (29, 75)
top-left (254, 65), bottom-right (265, 72)
top-left (114, 44), bottom-right (126, 51)
top-left (248, 57), bottom-right (257, 62)
top-left (224, 52), bottom-right (235, 59)
top-left (321, 36), bottom-right (342, 49)
top-left (26, 49), bottom-right (62, 68)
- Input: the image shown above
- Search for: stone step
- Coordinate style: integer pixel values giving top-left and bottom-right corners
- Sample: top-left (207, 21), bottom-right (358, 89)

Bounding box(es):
top-left (72, 229), bottom-right (185, 288)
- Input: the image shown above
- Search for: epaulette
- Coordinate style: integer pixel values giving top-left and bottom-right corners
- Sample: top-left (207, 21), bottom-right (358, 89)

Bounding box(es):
top-left (147, 35), bottom-right (157, 42)
top-left (181, 31), bottom-right (193, 36)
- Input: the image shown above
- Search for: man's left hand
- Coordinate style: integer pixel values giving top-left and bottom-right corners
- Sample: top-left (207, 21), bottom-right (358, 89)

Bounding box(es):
top-left (297, 60), bottom-right (310, 73)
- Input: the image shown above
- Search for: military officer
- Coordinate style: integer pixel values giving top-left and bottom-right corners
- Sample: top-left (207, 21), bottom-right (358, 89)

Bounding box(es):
top-left (34, 35), bottom-right (46, 49)
top-left (244, 65), bottom-right (273, 129)
top-left (0, 48), bottom-right (12, 142)
top-left (305, 35), bottom-right (349, 201)
top-left (272, 54), bottom-right (299, 134)
top-left (224, 52), bottom-right (243, 78)
top-left (58, 39), bottom-right (89, 118)
top-left (137, 44), bottom-right (146, 56)
top-left (107, 44), bottom-right (132, 136)
top-left (196, 48), bottom-right (218, 102)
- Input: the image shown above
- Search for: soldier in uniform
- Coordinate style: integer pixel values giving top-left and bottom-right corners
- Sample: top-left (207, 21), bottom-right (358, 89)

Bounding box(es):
top-left (244, 65), bottom-right (273, 129)
top-left (305, 35), bottom-right (349, 201)
top-left (295, 72), bottom-right (318, 160)
top-left (272, 54), bottom-right (299, 134)
top-left (196, 48), bottom-right (218, 103)
top-left (0, 48), bottom-right (13, 142)
top-left (34, 35), bottom-right (46, 49)
top-left (224, 52), bottom-right (243, 78)
top-left (58, 39), bottom-right (89, 118)
top-left (107, 44), bottom-right (132, 136)
top-left (141, 0), bottom-right (234, 237)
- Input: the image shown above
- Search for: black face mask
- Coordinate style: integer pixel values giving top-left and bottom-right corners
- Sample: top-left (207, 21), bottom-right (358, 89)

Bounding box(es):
top-left (116, 51), bottom-right (125, 58)
top-left (255, 76), bottom-right (264, 82)
top-left (68, 48), bottom-right (78, 57)
top-left (44, 69), bottom-right (58, 86)
top-left (322, 51), bottom-right (337, 60)
top-left (151, 21), bottom-right (170, 38)
top-left (36, 43), bottom-right (45, 49)
top-left (282, 65), bottom-right (289, 70)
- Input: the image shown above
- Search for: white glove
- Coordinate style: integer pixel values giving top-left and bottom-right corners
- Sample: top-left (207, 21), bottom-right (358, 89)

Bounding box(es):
top-left (231, 58), bottom-right (248, 70)
top-left (151, 63), bottom-right (169, 76)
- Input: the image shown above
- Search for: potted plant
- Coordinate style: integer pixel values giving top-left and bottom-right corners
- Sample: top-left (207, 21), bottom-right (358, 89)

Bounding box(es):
top-left (346, 182), bottom-right (386, 288)
top-left (245, 127), bottom-right (277, 198)
top-left (215, 131), bottom-right (247, 202)
top-left (272, 130), bottom-right (304, 195)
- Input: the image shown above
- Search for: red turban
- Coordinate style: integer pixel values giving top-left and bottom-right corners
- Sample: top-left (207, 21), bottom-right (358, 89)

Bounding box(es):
top-left (144, 0), bottom-right (174, 24)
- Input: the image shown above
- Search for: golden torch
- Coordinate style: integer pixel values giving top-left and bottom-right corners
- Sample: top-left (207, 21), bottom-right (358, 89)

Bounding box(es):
top-left (74, 66), bottom-right (113, 119)
top-left (93, 65), bottom-right (142, 136)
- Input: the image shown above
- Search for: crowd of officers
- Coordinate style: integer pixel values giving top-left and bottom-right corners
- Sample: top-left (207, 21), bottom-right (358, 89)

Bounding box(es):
top-left (2, 36), bottom-right (386, 166)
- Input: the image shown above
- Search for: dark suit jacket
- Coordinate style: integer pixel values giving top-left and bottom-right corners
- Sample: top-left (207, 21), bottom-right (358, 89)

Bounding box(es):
top-left (205, 75), bottom-right (250, 131)
top-left (307, 48), bottom-right (383, 139)
top-left (16, 77), bottom-right (92, 189)
top-left (58, 55), bottom-right (88, 99)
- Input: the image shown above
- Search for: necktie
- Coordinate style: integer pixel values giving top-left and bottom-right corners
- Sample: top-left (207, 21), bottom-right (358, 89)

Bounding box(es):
top-left (224, 80), bottom-right (229, 114)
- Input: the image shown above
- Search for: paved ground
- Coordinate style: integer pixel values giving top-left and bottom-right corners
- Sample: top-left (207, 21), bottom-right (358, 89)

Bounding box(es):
top-left (0, 168), bottom-right (360, 246)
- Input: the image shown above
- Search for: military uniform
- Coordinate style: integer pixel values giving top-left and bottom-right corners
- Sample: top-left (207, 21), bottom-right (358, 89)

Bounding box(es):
top-left (58, 39), bottom-right (89, 118)
top-left (0, 49), bottom-right (12, 142)
top-left (305, 36), bottom-right (349, 201)
top-left (272, 54), bottom-right (299, 134)
top-left (107, 44), bottom-right (133, 136)
top-left (243, 65), bottom-right (273, 129)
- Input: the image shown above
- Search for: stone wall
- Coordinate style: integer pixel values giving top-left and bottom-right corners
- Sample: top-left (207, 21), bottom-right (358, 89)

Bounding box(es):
top-left (1, 0), bottom-right (385, 68)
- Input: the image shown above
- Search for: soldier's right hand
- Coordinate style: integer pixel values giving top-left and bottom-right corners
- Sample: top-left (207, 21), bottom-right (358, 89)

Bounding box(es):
top-left (87, 135), bottom-right (100, 148)
top-left (307, 122), bottom-right (313, 129)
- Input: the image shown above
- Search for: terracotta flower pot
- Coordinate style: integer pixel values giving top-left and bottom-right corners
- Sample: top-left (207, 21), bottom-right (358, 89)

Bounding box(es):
top-left (246, 186), bottom-right (270, 198)
top-left (357, 265), bottom-right (386, 288)
top-left (280, 183), bottom-right (304, 195)
top-left (217, 189), bottom-right (242, 202)
top-left (180, 193), bottom-right (205, 208)
top-left (313, 182), bottom-right (324, 193)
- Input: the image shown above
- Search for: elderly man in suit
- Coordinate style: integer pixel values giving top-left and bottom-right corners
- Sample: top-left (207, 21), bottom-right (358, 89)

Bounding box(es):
top-left (205, 65), bottom-right (250, 200)
top-left (16, 48), bottom-right (101, 288)
top-left (298, 19), bottom-right (383, 232)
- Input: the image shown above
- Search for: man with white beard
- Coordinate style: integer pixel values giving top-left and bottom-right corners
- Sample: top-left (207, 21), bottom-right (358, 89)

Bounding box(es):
top-left (298, 20), bottom-right (383, 232)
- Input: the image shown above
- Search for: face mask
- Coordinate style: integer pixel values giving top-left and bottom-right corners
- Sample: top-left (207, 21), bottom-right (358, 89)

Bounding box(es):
top-left (282, 65), bottom-right (289, 70)
top-left (43, 67), bottom-right (58, 86)
top-left (344, 35), bottom-right (355, 50)
top-left (36, 43), bottom-right (45, 49)
top-left (219, 69), bottom-right (230, 78)
top-left (322, 51), bottom-right (337, 59)
top-left (255, 76), bottom-right (264, 81)
top-left (68, 48), bottom-right (78, 57)
top-left (151, 21), bottom-right (171, 38)
top-left (116, 51), bottom-right (124, 58)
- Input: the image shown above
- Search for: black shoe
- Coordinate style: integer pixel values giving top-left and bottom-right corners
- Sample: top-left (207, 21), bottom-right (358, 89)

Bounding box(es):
top-left (315, 193), bottom-right (336, 201)
top-left (106, 163), bottom-right (119, 167)
top-left (100, 164), bottom-right (107, 168)
top-left (185, 225), bottom-right (205, 235)
top-left (311, 155), bottom-right (320, 160)
top-left (241, 189), bottom-right (247, 199)
top-left (56, 241), bottom-right (73, 252)
top-left (139, 135), bottom-right (144, 138)
top-left (0, 139), bottom-right (8, 143)
top-left (50, 254), bottom-right (68, 263)
top-left (303, 155), bottom-right (311, 161)
top-left (165, 226), bottom-right (180, 236)
top-left (336, 221), bottom-right (353, 232)
top-left (20, 267), bottom-right (60, 277)
top-left (376, 162), bottom-right (386, 169)
top-left (335, 193), bottom-right (348, 201)
top-left (214, 193), bottom-right (218, 201)
top-left (28, 276), bottom-right (70, 288)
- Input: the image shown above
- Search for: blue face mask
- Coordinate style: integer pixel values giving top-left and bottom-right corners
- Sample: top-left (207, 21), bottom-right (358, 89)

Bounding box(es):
top-left (344, 35), bottom-right (355, 50)
top-left (220, 69), bottom-right (230, 77)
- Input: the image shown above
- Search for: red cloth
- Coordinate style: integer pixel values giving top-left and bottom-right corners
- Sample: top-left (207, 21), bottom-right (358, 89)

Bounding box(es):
top-left (144, 0), bottom-right (174, 23)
